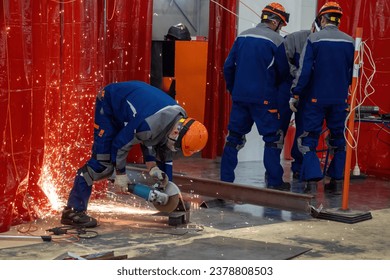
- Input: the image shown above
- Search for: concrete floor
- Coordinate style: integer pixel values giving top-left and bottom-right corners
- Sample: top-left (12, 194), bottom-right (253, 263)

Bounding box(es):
top-left (0, 156), bottom-right (389, 260)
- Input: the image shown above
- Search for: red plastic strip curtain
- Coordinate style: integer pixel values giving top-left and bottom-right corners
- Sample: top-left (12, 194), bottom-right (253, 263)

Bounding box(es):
top-left (0, 0), bottom-right (53, 233)
top-left (104, 0), bottom-right (152, 83)
top-left (202, 0), bottom-right (237, 159)
top-left (0, 0), bottom-right (152, 233)
top-left (317, 0), bottom-right (390, 178)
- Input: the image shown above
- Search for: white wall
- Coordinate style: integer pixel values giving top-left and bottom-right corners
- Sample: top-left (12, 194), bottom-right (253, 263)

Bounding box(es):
top-left (152, 0), bottom-right (210, 40)
top-left (237, 0), bottom-right (317, 162)
top-left (238, 0), bottom-right (317, 34)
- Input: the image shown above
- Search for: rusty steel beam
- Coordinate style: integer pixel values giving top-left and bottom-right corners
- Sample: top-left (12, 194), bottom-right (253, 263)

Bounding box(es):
top-left (173, 175), bottom-right (313, 213)
top-left (126, 166), bottom-right (314, 213)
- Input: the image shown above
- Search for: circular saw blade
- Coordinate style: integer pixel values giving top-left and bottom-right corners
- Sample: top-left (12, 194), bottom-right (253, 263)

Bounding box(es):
top-left (154, 193), bottom-right (180, 213)
top-left (153, 181), bottom-right (181, 213)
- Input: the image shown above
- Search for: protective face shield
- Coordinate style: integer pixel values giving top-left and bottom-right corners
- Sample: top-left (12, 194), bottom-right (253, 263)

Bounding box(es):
top-left (166, 135), bottom-right (179, 152)
top-left (313, 17), bottom-right (321, 32)
top-left (170, 118), bottom-right (208, 156)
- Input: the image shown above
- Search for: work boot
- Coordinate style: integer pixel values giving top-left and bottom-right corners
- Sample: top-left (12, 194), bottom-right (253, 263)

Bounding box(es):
top-left (304, 181), bottom-right (318, 194)
top-left (61, 207), bottom-right (98, 228)
top-left (324, 179), bottom-right (343, 195)
top-left (268, 182), bottom-right (291, 191)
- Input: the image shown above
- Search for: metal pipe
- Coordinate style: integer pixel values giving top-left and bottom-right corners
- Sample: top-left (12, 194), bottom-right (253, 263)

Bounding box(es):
top-left (0, 235), bottom-right (52, 242)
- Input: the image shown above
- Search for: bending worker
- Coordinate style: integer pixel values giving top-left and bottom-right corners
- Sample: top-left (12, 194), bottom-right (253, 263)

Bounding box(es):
top-left (289, 2), bottom-right (354, 193)
top-left (221, 2), bottom-right (291, 190)
top-left (61, 81), bottom-right (208, 228)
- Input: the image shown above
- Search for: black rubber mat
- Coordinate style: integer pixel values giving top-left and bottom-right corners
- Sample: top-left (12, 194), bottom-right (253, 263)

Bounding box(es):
top-left (311, 206), bottom-right (372, 224)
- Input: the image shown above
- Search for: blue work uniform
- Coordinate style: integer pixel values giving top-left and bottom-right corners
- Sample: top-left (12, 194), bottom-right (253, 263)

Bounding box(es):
top-left (280, 29), bottom-right (311, 176)
top-left (67, 81), bottom-right (186, 211)
top-left (222, 22), bottom-right (290, 187)
top-left (291, 25), bottom-right (354, 182)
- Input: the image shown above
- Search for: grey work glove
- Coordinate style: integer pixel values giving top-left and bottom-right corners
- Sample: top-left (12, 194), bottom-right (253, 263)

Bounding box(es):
top-left (114, 173), bottom-right (131, 193)
top-left (149, 166), bottom-right (169, 188)
top-left (289, 97), bottom-right (299, 113)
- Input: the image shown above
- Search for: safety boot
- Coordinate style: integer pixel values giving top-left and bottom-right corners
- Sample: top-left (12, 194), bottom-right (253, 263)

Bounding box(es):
top-left (324, 179), bottom-right (343, 195)
top-left (61, 207), bottom-right (98, 228)
top-left (304, 181), bottom-right (317, 194)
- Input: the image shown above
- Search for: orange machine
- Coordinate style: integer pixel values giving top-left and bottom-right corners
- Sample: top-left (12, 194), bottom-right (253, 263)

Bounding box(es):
top-left (127, 40), bottom-right (208, 164)
top-left (174, 40), bottom-right (208, 123)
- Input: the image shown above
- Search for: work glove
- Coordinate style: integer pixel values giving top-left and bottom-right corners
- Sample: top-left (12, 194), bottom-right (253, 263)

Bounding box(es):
top-left (289, 97), bottom-right (299, 113)
top-left (149, 166), bottom-right (169, 189)
top-left (114, 173), bottom-right (131, 193)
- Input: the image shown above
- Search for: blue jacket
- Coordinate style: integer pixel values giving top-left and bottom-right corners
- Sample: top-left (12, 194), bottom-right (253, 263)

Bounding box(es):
top-left (102, 81), bottom-right (186, 171)
top-left (224, 23), bottom-right (290, 106)
top-left (291, 25), bottom-right (354, 104)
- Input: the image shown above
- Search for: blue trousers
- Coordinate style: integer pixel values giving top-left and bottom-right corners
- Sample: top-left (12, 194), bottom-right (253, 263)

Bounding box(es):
top-left (221, 102), bottom-right (283, 187)
top-left (300, 102), bottom-right (348, 181)
top-left (67, 98), bottom-right (117, 211)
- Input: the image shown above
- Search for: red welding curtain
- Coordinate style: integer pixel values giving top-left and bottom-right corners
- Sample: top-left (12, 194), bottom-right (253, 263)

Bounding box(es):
top-left (202, 0), bottom-right (237, 159)
top-left (0, 0), bottom-right (152, 233)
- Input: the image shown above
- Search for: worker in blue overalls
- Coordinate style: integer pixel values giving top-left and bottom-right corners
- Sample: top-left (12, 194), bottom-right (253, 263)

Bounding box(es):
top-left (221, 2), bottom-right (291, 190)
top-left (289, 2), bottom-right (354, 193)
top-left (61, 81), bottom-right (208, 227)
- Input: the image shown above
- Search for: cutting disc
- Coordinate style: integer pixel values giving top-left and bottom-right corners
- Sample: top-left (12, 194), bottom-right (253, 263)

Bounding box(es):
top-left (153, 182), bottom-right (181, 213)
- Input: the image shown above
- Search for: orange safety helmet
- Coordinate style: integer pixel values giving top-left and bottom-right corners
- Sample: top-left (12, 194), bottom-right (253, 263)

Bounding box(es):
top-left (175, 118), bottom-right (208, 156)
top-left (317, 2), bottom-right (343, 23)
top-left (261, 2), bottom-right (290, 26)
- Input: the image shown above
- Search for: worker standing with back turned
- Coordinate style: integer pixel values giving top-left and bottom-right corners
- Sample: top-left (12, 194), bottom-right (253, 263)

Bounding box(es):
top-left (221, 2), bottom-right (291, 191)
top-left (289, 2), bottom-right (354, 193)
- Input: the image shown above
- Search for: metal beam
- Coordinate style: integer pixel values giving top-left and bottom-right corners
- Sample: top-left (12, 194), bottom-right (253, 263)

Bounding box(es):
top-left (173, 175), bottom-right (313, 213)
top-left (126, 166), bottom-right (314, 213)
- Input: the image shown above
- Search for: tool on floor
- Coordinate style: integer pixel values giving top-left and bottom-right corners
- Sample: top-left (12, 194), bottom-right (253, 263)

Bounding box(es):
top-left (47, 226), bottom-right (98, 239)
top-left (126, 181), bottom-right (180, 213)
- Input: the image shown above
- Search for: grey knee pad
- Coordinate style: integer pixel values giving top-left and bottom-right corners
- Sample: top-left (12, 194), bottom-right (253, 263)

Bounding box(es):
top-left (80, 161), bottom-right (114, 186)
top-left (225, 131), bottom-right (246, 150)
